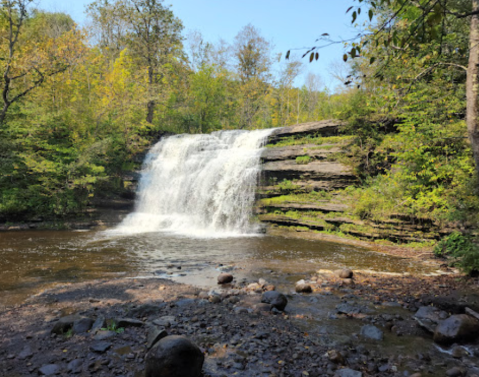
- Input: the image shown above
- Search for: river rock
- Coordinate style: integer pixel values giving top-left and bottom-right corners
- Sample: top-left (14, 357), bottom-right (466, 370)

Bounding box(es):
top-left (115, 317), bottom-right (144, 328)
top-left (254, 303), bottom-right (272, 313)
top-left (295, 279), bottom-right (312, 293)
top-left (91, 315), bottom-right (106, 333)
top-left (261, 291), bottom-right (288, 311)
top-left (360, 325), bottom-right (384, 341)
top-left (147, 325), bottom-right (168, 350)
top-left (414, 306), bottom-right (448, 333)
top-left (90, 341), bottom-right (112, 353)
top-left (39, 364), bottom-right (60, 375)
top-left (328, 350), bottom-right (345, 364)
top-left (72, 317), bottom-right (94, 334)
top-left (217, 273), bottom-right (233, 284)
top-left (67, 359), bottom-right (83, 374)
top-left (335, 368), bottom-right (362, 377)
top-left (145, 335), bottom-right (204, 377)
top-left (434, 314), bottom-right (479, 345)
top-left (335, 269), bottom-right (353, 279)
top-left (51, 314), bottom-right (83, 335)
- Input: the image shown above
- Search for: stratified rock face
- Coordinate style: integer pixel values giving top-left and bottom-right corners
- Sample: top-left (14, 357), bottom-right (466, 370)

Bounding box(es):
top-left (145, 335), bottom-right (204, 377)
top-left (267, 120), bottom-right (343, 145)
top-left (262, 160), bottom-right (356, 189)
top-left (433, 314), bottom-right (479, 345)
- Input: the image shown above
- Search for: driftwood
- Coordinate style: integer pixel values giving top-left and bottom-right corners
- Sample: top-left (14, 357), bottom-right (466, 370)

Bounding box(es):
top-left (466, 307), bottom-right (479, 321)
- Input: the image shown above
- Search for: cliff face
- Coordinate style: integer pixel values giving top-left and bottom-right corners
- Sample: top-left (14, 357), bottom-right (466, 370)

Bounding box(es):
top-left (257, 120), bottom-right (442, 244)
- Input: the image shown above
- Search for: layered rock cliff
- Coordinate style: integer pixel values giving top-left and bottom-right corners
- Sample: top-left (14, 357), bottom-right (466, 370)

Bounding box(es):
top-left (257, 120), bottom-right (442, 244)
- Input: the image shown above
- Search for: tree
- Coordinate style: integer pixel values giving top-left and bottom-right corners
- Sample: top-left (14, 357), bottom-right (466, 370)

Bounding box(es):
top-left (233, 24), bottom-right (272, 129)
top-left (295, 0), bottom-right (479, 175)
top-left (0, 1), bottom-right (84, 124)
top-left (87, 0), bottom-right (184, 125)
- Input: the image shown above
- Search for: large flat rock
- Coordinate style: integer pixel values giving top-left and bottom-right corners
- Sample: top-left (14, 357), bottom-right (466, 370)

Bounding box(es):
top-left (262, 160), bottom-right (357, 184)
top-left (268, 120), bottom-right (343, 144)
top-left (261, 144), bottom-right (342, 161)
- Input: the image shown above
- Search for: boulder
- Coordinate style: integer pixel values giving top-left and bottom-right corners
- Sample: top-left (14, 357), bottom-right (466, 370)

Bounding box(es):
top-left (414, 306), bottom-right (448, 333)
top-left (360, 325), bottom-right (384, 341)
top-left (217, 273), bottom-right (233, 284)
top-left (145, 335), bottom-right (204, 377)
top-left (261, 291), bottom-right (288, 311)
top-left (130, 304), bottom-right (164, 317)
top-left (295, 280), bottom-right (312, 293)
top-left (147, 325), bottom-right (168, 350)
top-left (434, 314), bottom-right (479, 345)
top-left (335, 269), bottom-right (353, 279)
top-left (51, 315), bottom-right (83, 335)
top-left (72, 317), bottom-right (94, 334)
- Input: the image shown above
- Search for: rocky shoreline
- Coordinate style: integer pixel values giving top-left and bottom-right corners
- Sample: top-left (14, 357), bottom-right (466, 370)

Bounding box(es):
top-left (1, 267), bottom-right (479, 377)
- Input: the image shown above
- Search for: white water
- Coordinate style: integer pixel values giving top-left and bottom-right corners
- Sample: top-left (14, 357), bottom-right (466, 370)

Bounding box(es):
top-left (114, 129), bottom-right (274, 237)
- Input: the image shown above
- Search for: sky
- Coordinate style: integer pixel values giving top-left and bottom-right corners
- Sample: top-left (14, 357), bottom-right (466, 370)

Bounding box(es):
top-left (35, 0), bottom-right (360, 89)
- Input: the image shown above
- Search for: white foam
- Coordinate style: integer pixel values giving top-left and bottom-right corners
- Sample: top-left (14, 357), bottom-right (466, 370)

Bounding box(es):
top-left (111, 129), bottom-right (275, 238)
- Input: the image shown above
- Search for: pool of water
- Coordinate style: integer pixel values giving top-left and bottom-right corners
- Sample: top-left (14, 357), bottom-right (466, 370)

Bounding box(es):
top-left (0, 229), bottom-right (436, 307)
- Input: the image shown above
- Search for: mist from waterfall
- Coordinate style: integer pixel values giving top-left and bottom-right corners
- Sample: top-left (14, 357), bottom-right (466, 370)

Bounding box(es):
top-left (113, 129), bottom-right (274, 237)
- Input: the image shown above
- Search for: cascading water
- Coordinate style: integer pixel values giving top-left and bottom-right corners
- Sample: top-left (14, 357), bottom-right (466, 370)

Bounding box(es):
top-left (114, 129), bottom-right (275, 237)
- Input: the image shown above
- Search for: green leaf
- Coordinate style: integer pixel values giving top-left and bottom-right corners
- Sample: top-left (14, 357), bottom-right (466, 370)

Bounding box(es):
top-left (369, 56), bottom-right (376, 64)
top-left (285, 50), bottom-right (290, 60)
top-left (369, 9), bottom-right (373, 21)
top-left (343, 54), bottom-right (348, 62)
top-left (309, 52), bottom-right (314, 63)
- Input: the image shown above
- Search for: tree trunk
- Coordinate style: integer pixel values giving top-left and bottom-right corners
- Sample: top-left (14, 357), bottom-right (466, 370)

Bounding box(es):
top-left (146, 100), bottom-right (155, 124)
top-left (467, 0), bottom-right (479, 175)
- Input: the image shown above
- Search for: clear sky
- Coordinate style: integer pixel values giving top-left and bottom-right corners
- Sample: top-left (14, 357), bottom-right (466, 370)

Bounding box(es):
top-left (36, 0), bottom-right (359, 89)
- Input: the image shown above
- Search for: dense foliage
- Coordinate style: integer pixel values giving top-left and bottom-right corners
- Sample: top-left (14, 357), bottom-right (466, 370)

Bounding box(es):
top-left (0, 0), bottom-right (341, 220)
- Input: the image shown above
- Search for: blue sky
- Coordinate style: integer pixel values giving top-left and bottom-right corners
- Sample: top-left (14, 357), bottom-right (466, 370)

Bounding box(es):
top-left (36, 0), bottom-right (359, 89)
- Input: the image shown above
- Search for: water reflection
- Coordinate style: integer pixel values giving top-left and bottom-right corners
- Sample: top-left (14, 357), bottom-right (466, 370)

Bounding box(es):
top-left (0, 229), bottom-right (434, 307)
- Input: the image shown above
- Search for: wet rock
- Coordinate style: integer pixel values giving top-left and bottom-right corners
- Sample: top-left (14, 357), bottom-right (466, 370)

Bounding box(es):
top-left (39, 364), bottom-right (60, 376)
top-left (115, 317), bottom-right (144, 328)
top-left (217, 273), bottom-right (233, 284)
top-left (17, 345), bottom-right (33, 360)
top-left (51, 314), bottom-right (83, 335)
top-left (67, 359), bottom-right (83, 374)
top-left (446, 367), bottom-right (465, 377)
top-left (360, 325), bottom-right (383, 341)
top-left (146, 335), bottom-right (204, 377)
top-left (90, 341), bottom-right (112, 353)
top-left (451, 346), bottom-right (469, 358)
top-left (72, 317), bottom-right (94, 334)
top-left (414, 306), bottom-right (448, 333)
top-left (335, 368), bottom-right (362, 377)
top-left (335, 269), bottom-right (353, 279)
top-left (147, 325), bottom-right (168, 350)
top-left (261, 291), bottom-right (288, 311)
top-left (434, 314), bottom-right (479, 345)
top-left (130, 304), bottom-right (164, 317)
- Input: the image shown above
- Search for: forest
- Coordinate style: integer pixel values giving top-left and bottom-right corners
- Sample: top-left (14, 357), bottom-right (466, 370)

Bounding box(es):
top-left (1, 0), bottom-right (478, 269)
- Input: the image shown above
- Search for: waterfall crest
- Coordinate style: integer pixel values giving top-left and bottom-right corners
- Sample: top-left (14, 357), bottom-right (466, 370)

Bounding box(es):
top-left (114, 129), bottom-right (274, 237)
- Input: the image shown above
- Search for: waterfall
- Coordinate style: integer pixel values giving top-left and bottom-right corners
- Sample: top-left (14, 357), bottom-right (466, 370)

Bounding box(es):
top-left (114, 129), bottom-right (274, 237)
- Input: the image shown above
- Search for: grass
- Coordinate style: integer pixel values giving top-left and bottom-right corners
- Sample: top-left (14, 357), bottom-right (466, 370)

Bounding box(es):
top-left (101, 322), bottom-right (125, 334)
top-left (296, 155), bottom-right (311, 165)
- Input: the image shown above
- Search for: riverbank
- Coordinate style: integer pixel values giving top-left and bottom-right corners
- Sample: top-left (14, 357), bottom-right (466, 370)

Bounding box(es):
top-left (1, 267), bottom-right (479, 377)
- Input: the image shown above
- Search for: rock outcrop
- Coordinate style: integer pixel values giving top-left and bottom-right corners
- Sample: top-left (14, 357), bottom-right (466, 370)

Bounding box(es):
top-left (257, 120), bottom-right (442, 243)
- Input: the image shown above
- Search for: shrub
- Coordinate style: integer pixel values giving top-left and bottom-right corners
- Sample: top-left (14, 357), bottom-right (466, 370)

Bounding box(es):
top-left (434, 232), bottom-right (479, 275)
